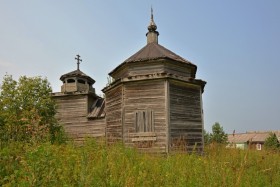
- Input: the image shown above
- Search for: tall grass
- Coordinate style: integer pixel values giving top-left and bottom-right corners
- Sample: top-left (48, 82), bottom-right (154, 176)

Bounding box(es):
top-left (1, 139), bottom-right (279, 186)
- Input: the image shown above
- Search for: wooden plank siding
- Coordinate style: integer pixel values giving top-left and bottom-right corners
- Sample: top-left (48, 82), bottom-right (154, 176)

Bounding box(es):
top-left (122, 79), bottom-right (167, 153)
top-left (54, 94), bottom-right (88, 122)
top-left (105, 85), bottom-right (123, 143)
top-left (128, 62), bottom-right (164, 77)
top-left (164, 62), bottom-right (192, 78)
top-left (112, 61), bottom-right (192, 80)
top-left (53, 94), bottom-right (106, 142)
top-left (169, 80), bottom-right (203, 152)
top-left (61, 119), bottom-right (105, 142)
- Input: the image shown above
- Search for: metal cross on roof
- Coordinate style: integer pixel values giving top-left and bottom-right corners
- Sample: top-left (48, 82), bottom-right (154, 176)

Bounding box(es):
top-left (75, 54), bottom-right (82, 70)
top-left (151, 6), bottom-right (153, 20)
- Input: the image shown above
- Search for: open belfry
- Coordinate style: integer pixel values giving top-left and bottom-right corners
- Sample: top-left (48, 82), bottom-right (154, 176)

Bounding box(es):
top-left (52, 10), bottom-right (206, 153)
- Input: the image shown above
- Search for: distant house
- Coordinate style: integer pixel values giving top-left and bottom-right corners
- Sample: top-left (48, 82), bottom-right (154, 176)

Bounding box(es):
top-left (227, 131), bottom-right (280, 150)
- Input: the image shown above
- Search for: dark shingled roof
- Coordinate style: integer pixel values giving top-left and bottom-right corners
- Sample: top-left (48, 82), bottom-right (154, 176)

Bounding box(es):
top-left (60, 69), bottom-right (95, 84)
top-left (109, 42), bottom-right (196, 76)
top-left (125, 42), bottom-right (194, 64)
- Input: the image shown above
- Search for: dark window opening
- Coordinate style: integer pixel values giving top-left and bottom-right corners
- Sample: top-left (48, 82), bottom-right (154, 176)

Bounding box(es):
top-left (67, 79), bottom-right (75, 83)
top-left (78, 79), bottom-right (86, 84)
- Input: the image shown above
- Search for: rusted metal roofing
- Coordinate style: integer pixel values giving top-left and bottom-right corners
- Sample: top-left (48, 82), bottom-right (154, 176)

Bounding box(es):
top-left (228, 132), bottom-right (276, 143)
top-left (109, 42), bottom-right (196, 76)
top-left (88, 98), bottom-right (105, 119)
top-left (60, 69), bottom-right (95, 84)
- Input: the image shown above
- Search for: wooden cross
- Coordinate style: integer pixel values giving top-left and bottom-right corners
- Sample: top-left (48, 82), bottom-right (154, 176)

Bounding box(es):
top-left (75, 54), bottom-right (82, 70)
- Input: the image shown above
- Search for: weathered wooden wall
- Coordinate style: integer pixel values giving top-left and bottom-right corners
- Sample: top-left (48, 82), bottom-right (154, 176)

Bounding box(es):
top-left (123, 79), bottom-right (167, 152)
top-left (110, 66), bottom-right (129, 80)
top-left (164, 62), bottom-right (192, 78)
top-left (169, 80), bottom-right (203, 152)
top-left (105, 85), bottom-right (123, 143)
top-left (112, 60), bottom-right (193, 80)
top-left (53, 94), bottom-right (105, 142)
top-left (55, 94), bottom-right (88, 124)
top-left (111, 62), bottom-right (164, 80)
top-left (128, 62), bottom-right (164, 77)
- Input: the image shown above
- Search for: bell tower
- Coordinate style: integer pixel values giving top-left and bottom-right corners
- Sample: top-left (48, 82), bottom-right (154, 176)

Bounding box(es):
top-left (60, 54), bottom-right (95, 93)
top-left (52, 55), bottom-right (104, 141)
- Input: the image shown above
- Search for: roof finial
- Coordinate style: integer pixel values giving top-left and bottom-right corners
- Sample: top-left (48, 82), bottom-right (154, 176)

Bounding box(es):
top-left (148, 6), bottom-right (157, 32)
top-left (75, 54), bottom-right (82, 70)
top-left (146, 7), bottom-right (159, 44)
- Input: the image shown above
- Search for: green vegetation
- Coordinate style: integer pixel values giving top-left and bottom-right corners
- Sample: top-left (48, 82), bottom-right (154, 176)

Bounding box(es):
top-left (204, 122), bottom-right (228, 144)
top-left (264, 132), bottom-right (280, 151)
top-left (1, 75), bottom-right (279, 186)
top-left (1, 140), bottom-right (280, 186)
top-left (0, 75), bottom-right (65, 145)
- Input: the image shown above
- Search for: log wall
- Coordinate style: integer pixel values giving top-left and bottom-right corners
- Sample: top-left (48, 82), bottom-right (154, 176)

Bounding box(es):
top-left (164, 63), bottom-right (192, 78)
top-left (169, 80), bottom-right (203, 152)
top-left (122, 80), bottom-right (167, 153)
top-left (105, 85), bottom-right (123, 143)
top-left (113, 61), bottom-right (192, 80)
top-left (53, 94), bottom-right (106, 142)
top-left (128, 63), bottom-right (164, 76)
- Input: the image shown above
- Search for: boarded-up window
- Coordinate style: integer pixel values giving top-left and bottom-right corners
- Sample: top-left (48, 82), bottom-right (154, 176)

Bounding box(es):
top-left (135, 109), bottom-right (154, 132)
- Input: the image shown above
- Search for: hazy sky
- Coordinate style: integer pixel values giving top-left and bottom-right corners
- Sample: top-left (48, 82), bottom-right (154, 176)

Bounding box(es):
top-left (1, 1), bottom-right (280, 133)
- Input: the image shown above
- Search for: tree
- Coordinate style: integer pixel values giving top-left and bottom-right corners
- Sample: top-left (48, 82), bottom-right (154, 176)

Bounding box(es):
top-left (203, 129), bottom-right (211, 145)
top-left (0, 74), bottom-right (64, 144)
top-left (210, 122), bottom-right (228, 144)
top-left (264, 133), bottom-right (280, 150)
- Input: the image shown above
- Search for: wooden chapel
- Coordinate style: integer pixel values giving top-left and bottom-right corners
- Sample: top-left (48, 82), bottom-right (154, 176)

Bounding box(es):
top-left (53, 10), bottom-right (206, 153)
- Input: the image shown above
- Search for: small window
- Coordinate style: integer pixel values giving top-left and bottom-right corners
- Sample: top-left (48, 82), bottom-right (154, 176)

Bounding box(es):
top-left (135, 109), bottom-right (154, 133)
top-left (256, 143), bottom-right (262, 150)
top-left (67, 79), bottom-right (75, 83)
top-left (78, 79), bottom-right (86, 84)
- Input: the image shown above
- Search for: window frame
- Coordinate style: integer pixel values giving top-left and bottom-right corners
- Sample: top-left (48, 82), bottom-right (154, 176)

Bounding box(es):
top-left (256, 143), bottom-right (262, 150)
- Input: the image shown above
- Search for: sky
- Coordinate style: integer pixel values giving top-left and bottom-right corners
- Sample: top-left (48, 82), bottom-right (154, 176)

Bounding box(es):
top-left (1, 1), bottom-right (280, 133)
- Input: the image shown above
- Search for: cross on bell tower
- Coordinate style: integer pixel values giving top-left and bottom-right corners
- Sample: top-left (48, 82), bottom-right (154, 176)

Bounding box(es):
top-left (75, 54), bottom-right (82, 70)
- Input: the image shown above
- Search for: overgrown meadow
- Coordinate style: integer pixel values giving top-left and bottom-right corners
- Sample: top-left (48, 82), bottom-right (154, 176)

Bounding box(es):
top-left (1, 140), bottom-right (280, 187)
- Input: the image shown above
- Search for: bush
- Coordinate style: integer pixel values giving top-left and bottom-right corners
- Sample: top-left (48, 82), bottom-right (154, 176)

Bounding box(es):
top-left (0, 74), bottom-right (65, 145)
top-left (264, 132), bottom-right (280, 151)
